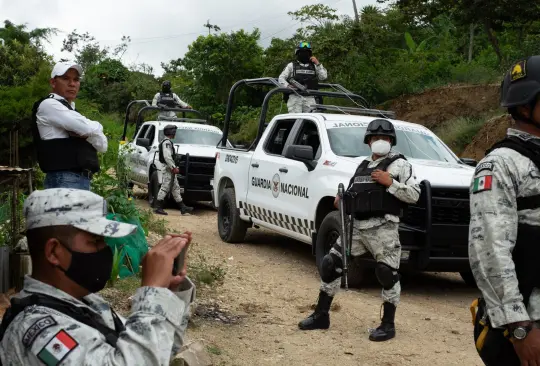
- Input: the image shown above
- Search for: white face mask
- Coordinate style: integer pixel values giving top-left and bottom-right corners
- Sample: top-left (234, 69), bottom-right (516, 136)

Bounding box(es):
top-left (370, 140), bottom-right (391, 156)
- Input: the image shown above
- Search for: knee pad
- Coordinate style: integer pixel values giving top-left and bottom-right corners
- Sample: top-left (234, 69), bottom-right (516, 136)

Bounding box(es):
top-left (320, 253), bottom-right (343, 283)
top-left (375, 263), bottom-right (399, 290)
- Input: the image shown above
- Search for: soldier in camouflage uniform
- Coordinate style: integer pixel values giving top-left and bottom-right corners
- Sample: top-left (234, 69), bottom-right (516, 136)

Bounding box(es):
top-left (155, 124), bottom-right (193, 216)
top-left (0, 188), bottom-right (196, 365)
top-left (469, 56), bottom-right (540, 365)
top-left (298, 119), bottom-right (420, 342)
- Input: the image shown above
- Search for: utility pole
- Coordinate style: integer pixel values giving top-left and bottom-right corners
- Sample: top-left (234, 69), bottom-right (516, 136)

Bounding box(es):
top-left (352, 0), bottom-right (359, 23)
top-left (204, 20), bottom-right (212, 35)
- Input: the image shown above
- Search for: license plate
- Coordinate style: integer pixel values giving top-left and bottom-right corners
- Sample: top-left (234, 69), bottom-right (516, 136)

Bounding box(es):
top-left (401, 250), bottom-right (410, 260)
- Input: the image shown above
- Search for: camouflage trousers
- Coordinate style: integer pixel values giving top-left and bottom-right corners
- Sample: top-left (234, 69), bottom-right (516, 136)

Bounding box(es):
top-left (287, 95), bottom-right (317, 113)
top-left (157, 169), bottom-right (183, 202)
top-left (320, 221), bottom-right (402, 305)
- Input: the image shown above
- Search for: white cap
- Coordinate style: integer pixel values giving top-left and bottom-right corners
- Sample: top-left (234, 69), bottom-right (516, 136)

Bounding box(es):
top-left (51, 62), bottom-right (83, 79)
top-left (24, 189), bottom-right (137, 238)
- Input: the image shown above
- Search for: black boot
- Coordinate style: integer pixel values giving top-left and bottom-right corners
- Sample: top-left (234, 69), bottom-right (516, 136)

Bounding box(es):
top-left (298, 291), bottom-right (333, 330)
top-left (369, 302), bottom-right (396, 342)
top-left (154, 200), bottom-right (168, 215)
top-left (178, 201), bottom-right (193, 215)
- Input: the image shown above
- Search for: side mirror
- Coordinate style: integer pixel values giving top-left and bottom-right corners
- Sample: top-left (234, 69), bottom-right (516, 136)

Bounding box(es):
top-left (284, 145), bottom-right (315, 171)
top-left (137, 138), bottom-right (150, 150)
top-left (460, 158), bottom-right (477, 167)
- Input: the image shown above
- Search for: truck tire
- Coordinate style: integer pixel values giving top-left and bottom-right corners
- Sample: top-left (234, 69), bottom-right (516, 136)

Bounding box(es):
top-left (148, 171), bottom-right (160, 208)
top-left (218, 188), bottom-right (248, 243)
top-left (460, 270), bottom-right (477, 288)
top-left (315, 211), bottom-right (366, 288)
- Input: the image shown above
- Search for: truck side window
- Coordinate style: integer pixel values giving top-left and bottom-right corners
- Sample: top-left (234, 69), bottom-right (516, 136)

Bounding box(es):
top-left (136, 125), bottom-right (150, 146)
top-left (294, 120), bottom-right (322, 160)
top-left (145, 126), bottom-right (156, 145)
top-left (264, 119), bottom-right (296, 156)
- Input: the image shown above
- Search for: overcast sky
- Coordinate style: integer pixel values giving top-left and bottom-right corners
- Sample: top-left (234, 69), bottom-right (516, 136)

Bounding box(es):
top-left (1, 0), bottom-right (378, 75)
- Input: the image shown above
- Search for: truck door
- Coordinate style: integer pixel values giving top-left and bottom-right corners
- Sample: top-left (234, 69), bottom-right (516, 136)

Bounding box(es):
top-left (274, 118), bottom-right (322, 238)
top-left (126, 124), bottom-right (149, 183)
top-left (246, 118), bottom-right (303, 234)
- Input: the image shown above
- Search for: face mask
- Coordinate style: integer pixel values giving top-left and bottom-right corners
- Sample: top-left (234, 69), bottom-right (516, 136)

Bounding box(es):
top-left (371, 140), bottom-right (391, 156)
top-left (58, 243), bottom-right (113, 293)
top-left (297, 51), bottom-right (311, 64)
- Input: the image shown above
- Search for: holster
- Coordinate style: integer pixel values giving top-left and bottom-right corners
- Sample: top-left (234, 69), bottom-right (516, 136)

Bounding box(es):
top-left (470, 298), bottom-right (520, 365)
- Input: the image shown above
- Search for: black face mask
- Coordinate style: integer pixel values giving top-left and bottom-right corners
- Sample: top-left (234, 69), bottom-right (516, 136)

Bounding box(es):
top-left (297, 51), bottom-right (311, 64)
top-left (58, 243), bottom-right (113, 293)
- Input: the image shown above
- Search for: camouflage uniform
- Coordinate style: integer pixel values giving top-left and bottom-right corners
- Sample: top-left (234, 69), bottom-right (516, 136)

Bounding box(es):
top-left (469, 128), bottom-right (540, 328)
top-left (321, 152), bottom-right (421, 305)
top-left (278, 62), bottom-right (328, 113)
top-left (0, 188), bottom-right (196, 365)
top-left (157, 138), bottom-right (184, 203)
top-left (0, 276), bottom-right (195, 366)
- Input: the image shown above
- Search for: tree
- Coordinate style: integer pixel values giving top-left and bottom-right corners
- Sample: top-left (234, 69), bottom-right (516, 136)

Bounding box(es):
top-left (175, 29), bottom-right (265, 109)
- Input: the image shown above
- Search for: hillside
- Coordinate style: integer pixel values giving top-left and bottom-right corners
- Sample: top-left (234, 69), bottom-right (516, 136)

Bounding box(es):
top-left (386, 84), bottom-right (514, 161)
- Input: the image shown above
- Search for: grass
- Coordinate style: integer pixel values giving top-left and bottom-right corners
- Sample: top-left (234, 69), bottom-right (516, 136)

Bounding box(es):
top-left (434, 116), bottom-right (489, 155)
top-left (207, 345), bottom-right (223, 356)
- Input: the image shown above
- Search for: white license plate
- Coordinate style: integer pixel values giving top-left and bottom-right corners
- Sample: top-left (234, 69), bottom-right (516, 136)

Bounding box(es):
top-left (401, 250), bottom-right (410, 260)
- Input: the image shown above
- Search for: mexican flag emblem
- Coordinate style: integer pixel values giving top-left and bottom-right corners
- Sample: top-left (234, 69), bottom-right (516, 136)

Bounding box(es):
top-left (37, 330), bottom-right (78, 365)
top-left (473, 175), bottom-right (493, 193)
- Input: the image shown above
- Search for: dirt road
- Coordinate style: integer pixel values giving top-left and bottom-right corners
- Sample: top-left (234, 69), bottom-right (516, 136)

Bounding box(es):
top-left (150, 201), bottom-right (482, 366)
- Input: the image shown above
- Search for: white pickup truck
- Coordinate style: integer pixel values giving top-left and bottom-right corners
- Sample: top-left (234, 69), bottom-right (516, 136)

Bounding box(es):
top-left (119, 101), bottom-right (232, 206)
top-left (211, 78), bottom-right (478, 286)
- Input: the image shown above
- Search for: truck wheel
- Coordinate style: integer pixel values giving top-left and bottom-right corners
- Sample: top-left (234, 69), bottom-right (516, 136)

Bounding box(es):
top-left (148, 171), bottom-right (160, 208)
top-left (218, 188), bottom-right (248, 243)
top-left (460, 270), bottom-right (477, 288)
top-left (315, 211), bottom-right (366, 288)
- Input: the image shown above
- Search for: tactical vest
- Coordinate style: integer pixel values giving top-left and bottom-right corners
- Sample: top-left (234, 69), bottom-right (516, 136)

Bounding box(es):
top-left (292, 61), bottom-right (318, 90)
top-left (31, 95), bottom-right (100, 173)
top-left (158, 92), bottom-right (177, 108)
top-left (485, 136), bottom-right (540, 306)
top-left (345, 154), bottom-right (407, 220)
top-left (158, 138), bottom-right (176, 164)
top-left (0, 293), bottom-right (125, 348)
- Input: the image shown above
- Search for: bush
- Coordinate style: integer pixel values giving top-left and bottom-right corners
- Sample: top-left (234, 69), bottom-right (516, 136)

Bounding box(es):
top-left (434, 116), bottom-right (488, 154)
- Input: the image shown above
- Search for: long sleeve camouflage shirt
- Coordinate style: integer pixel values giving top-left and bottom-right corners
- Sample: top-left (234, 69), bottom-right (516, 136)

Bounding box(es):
top-left (469, 128), bottom-right (540, 328)
top-left (161, 138), bottom-right (177, 170)
top-left (0, 275), bottom-right (195, 365)
top-left (350, 151), bottom-right (421, 230)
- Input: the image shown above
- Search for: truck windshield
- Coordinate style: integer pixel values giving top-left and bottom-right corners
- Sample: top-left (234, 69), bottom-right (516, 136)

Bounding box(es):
top-left (159, 129), bottom-right (223, 146)
top-left (327, 126), bottom-right (459, 163)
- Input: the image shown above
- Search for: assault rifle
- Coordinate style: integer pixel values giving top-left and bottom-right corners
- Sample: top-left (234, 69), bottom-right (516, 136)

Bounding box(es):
top-left (337, 183), bottom-right (354, 289)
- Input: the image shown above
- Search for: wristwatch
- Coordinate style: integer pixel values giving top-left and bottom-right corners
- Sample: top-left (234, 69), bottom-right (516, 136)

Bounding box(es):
top-left (510, 324), bottom-right (533, 340)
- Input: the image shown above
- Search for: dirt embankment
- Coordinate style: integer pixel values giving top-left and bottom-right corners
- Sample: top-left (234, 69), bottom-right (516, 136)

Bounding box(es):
top-left (461, 114), bottom-right (515, 160)
top-left (388, 84), bottom-right (502, 130)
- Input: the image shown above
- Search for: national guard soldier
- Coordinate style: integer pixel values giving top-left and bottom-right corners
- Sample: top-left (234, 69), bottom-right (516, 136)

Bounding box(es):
top-left (297, 119), bottom-right (420, 342)
top-left (278, 42), bottom-right (328, 113)
top-left (469, 56), bottom-right (540, 365)
top-left (154, 124), bottom-right (194, 215)
top-left (0, 188), bottom-right (196, 365)
top-left (152, 80), bottom-right (192, 119)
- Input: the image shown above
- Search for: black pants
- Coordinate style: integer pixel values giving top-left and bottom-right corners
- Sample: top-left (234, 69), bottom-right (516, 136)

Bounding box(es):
top-left (474, 299), bottom-right (520, 366)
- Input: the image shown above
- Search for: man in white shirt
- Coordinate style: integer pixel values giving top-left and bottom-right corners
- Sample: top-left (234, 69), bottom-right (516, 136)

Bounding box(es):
top-left (152, 80), bottom-right (192, 119)
top-left (32, 62), bottom-right (108, 191)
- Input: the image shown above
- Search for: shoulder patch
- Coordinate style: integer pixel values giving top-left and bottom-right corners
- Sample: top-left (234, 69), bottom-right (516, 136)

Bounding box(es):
top-left (475, 162), bottom-right (494, 175)
top-left (472, 175), bottom-right (493, 194)
top-left (511, 60), bottom-right (527, 82)
top-left (22, 315), bottom-right (57, 348)
top-left (37, 329), bottom-right (78, 366)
